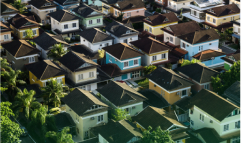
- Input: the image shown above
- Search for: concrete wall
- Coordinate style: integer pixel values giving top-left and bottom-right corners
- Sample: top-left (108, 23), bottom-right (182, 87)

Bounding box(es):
top-left (79, 15), bottom-right (103, 29)
top-left (144, 22), bottom-right (178, 35)
top-left (163, 32), bottom-right (180, 46)
top-left (80, 37), bottom-right (112, 52)
top-left (168, 1), bottom-right (191, 11)
top-left (201, 55), bottom-right (225, 67)
top-left (51, 18), bottom-right (79, 33)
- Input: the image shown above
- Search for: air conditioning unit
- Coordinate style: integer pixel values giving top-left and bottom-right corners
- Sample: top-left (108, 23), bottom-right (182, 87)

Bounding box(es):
top-left (132, 106), bottom-right (136, 109)
top-left (176, 92), bottom-right (180, 95)
top-left (90, 117), bottom-right (95, 120)
top-left (210, 120), bottom-right (213, 123)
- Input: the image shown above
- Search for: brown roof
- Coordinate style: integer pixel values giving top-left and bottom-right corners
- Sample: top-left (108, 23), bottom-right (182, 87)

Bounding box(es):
top-left (1, 2), bottom-right (19, 13)
top-left (170, 47), bottom-right (188, 58)
top-left (193, 49), bottom-right (226, 60)
top-left (8, 13), bottom-right (39, 29)
top-left (203, 21), bottom-right (233, 32)
top-left (130, 37), bottom-right (171, 54)
top-left (112, 0), bottom-right (145, 11)
top-left (0, 22), bottom-right (11, 32)
top-left (122, 15), bottom-right (146, 24)
top-left (143, 12), bottom-right (179, 26)
top-left (205, 4), bottom-right (240, 17)
top-left (221, 52), bottom-right (240, 64)
top-left (103, 43), bottom-right (143, 60)
top-left (178, 29), bottom-right (219, 44)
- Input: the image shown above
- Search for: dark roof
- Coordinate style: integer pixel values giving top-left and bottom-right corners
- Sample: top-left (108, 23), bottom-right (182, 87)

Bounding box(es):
top-left (205, 4), bottom-right (240, 17)
top-left (54, 0), bottom-right (79, 5)
top-left (177, 63), bottom-right (219, 84)
top-left (185, 132), bottom-right (203, 143)
top-left (161, 21), bottom-right (201, 36)
top-left (103, 43), bottom-right (143, 60)
top-left (73, 3), bottom-right (103, 18)
top-left (62, 88), bottom-right (108, 116)
top-left (48, 9), bottom-right (79, 22)
top-left (223, 81), bottom-right (240, 106)
top-left (54, 112), bottom-right (75, 131)
top-left (193, 49), bottom-right (226, 61)
top-left (79, 28), bottom-right (113, 43)
top-left (178, 29), bottom-right (220, 44)
top-left (174, 96), bottom-right (191, 111)
top-left (112, 0), bottom-right (145, 11)
top-left (0, 22), bottom-right (11, 32)
top-left (170, 128), bottom-right (190, 141)
top-left (138, 89), bottom-right (170, 109)
top-left (193, 128), bottom-right (221, 143)
top-left (143, 13), bottom-right (179, 26)
top-left (222, 52), bottom-right (240, 64)
top-left (101, 0), bottom-right (118, 5)
top-left (190, 89), bottom-right (239, 121)
top-left (130, 37), bottom-right (170, 54)
top-left (69, 44), bottom-right (99, 59)
top-left (33, 32), bottom-right (69, 50)
top-left (29, 0), bottom-right (56, 9)
top-left (78, 137), bottom-right (98, 143)
top-left (8, 13), bottom-right (39, 29)
top-left (97, 81), bottom-right (147, 107)
top-left (105, 21), bottom-right (138, 37)
top-left (133, 106), bottom-right (185, 130)
top-left (146, 67), bottom-right (194, 91)
top-left (2, 40), bottom-right (40, 58)
top-left (122, 15), bottom-right (146, 24)
top-left (58, 51), bottom-right (99, 72)
top-left (1, 2), bottom-right (18, 13)
top-left (25, 60), bottom-right (66, 80)
top-left (91, 119), bottom-right (142, 143)
top-left (19, 84), bottom-right (43, 99)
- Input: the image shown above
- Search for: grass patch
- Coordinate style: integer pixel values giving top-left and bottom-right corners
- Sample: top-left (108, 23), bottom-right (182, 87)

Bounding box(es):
top-left (229, 43), bottom-right (240, 49)
top-left (135, 78), bottom-right (149, 90)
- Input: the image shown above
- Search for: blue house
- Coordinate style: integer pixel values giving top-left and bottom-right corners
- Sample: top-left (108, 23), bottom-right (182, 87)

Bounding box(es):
top-left (53, 0), bottom-right (79, 11)
top-left (178, 29), bottom-right (220, 60)
top-left (100, 43), bottom-right (143, 81)
top-left (192, 49), bottom-right (226, 68)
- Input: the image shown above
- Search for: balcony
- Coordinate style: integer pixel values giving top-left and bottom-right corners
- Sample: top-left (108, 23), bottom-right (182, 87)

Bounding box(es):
top-left (182, 12), bottom-right (205, 23)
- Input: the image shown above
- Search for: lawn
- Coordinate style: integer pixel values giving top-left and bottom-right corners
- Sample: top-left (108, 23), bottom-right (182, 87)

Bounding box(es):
top-left (135, 78), bottom-right (149, 90)
top-left (229, 43), bottom-right (240, 50)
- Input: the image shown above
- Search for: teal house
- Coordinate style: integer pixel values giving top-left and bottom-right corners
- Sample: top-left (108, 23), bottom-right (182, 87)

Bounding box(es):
top-left (73, 3), bottom-right (104, 29)
top-left (100, 43), bottom-right (143, 81)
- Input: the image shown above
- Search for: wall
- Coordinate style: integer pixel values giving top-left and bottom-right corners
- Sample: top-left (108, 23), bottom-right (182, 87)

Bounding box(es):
top-left (167, 0), bottom-right (191, 11)
top-left (201, 55), bottom-right (225, 67)
top-left (149, 51), bottom-right (169, 65)
top-left (106, 31), bottom-right (138, 45)
top-left (164, 32), bottom-right (180, 45)
top-left (10, 24), bottom-right (39, 40)
top-left (31, 5), bottom-right (56, 25)
top-left (0, 31), bottom-right (12, 43)
top-left (230, 0), bottom-right (240, 8)
top-left (80, 37), bottom-right (113, 52)
top-left (87, 0), bottom-right (102, 6)
top-left (51, 18), bottom-right (79, 33)
top-left (205, 13), bottom-right (240, 26)
top-left (233, 24), bottom-right (240, 35)
top-left (120, 102), bottom-right (143, 116)
top-left (82, 16), bottom-right (103, 29)
top-left (122, 8), bottom-right (145, 20)
top-left (144, 22), bottom-right (178, 35)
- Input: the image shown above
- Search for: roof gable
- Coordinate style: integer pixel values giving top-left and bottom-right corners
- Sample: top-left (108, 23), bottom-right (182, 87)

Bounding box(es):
top-left (79, 28), bottom-right (113, 43)
top-left (205, 4), bottom-right (240, 17)
top-left (105, 21), bottom-right (138, 37)
top-left (48, 9), bottom-right (79, 22)
top-left (1, 2), bottom-right (18, 13)
top-left (73, 3), bottom-right (103, 18)
top-left (8, 13), bottom-right (39, 29)
top-left (192, 49), bottom-right (225, 60)
top-left (143, 13), bottom-right (179, 26)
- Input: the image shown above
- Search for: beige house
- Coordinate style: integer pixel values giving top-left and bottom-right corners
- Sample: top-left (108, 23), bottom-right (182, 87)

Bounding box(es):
top-left (29, 0), bottom-right (57, 25)
top-left (1, 2), bottom-right (19, 22)
top-left (0, 22), bottom-right (12, 44)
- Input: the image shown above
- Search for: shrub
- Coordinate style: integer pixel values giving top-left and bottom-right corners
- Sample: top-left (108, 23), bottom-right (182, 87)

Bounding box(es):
top-left (75, 35), bottom-right (80, 40)
top-left (64, 37), bottom-right (71, 43)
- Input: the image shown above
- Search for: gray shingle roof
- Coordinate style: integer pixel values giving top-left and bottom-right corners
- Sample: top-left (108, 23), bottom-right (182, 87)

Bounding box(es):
top-left (69, 44), bottom-right (99, 59)
top-left (223, 81), bottom-right (240, 106)
top-left (112, 0), bottom-right (145, 11)
top-left (79, 28), bottom-right (113, 43)
top-left (73, 3), bottom-right (103, 18)
top-left (54, 112), bottom-right (75, 131)
top-left (48, 9), bottom-right (79, 22)
top-left (8, 13), bottom-right (39, 29)
top-left (54, 0), bottom-right (79, 5)
top-left (29, 0), bottom-right (56, 9)
top-left (105, 21), bottom-right (138, 37)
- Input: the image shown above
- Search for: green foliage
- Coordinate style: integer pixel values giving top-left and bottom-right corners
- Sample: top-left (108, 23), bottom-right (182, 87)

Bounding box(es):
top-left (11, 0), bottom-right (27, 14)
top-left (141, 126), bottom-right (174, 143)
top-left (144, 65), bottom-right (157, 75)
top-left (1, 57), bottom-right (12, 72)
top-left (117, 13), bottom-right (124, 22)
top-left (41, 78), bottom-right (68, 107)
top-left (98, 49), bottom-right (105, 59)
top-left (30, 105), bottom-right (48, 125)
top-left (48, 43), bottom-right (68, 61)
top-left (27, 40), bottom-right (36, 46)
top-left (211, 61), bottom-right (240, 94)
top-left (75, 35), bottom-right (80, 40)
top-left (155, 8), bottom-right (162, 13)
top-left (45, 127), bottom-right (74, 143)
top-left (25, 29), bottom-right (34, 39)
top-left (64, 37), bottom-right (71, 43)
top-left (138, 78), bottom-right (149, 86)
top-left (104, 18), bottom-right (112, 23)
top-left (46, 115), bottom-right (58, 132)
top-left (181, 59), bottom-right (201, 67)
top-left (112, 108), bottom-right (131, 122)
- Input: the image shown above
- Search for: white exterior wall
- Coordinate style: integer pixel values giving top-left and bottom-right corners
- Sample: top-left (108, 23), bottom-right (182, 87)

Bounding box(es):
top-left (233, 24), bottom-right (240, 35)
top-left (168, 1), bottom-right (191, 11)
top-left (106, 31), bottom-right (138, 45)
top-left (164, 32), bottom-right (180, 45)
top-left (80, 36), bottom-right (113, 51)
top-left (51, 17), bottom-right (79, 33)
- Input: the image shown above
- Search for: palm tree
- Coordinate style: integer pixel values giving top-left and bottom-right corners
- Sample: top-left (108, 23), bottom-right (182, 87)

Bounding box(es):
top-left (41, 78), bottom-right (68, 108)
top-left (181, 59), bottom-right (201, 67)
top-left (31, 105), bottom-right (48, 125)
top-left (11, 0), bottom-right (27, 14)
top-left (1, 58), bottom-right (12, 72)
top-left (48, 44), bottom-right (67, 61)
top-left (12, 88), bottom-right (42, 119)
top-left (45, 127), bottom-right (74, 143)
top-left (24, 29), bottom-right (34, 40)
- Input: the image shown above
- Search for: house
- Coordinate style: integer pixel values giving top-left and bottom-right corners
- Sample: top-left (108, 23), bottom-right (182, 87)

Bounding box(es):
top-left (101, 0), bottom-right (145, 20)
top-left (178, 29), bottom-right (220, 60)
top-left (48, 9), bottom-right (81, 38)
top-left (82, 0), bottom-right (102, 6)
top-left (73, 3), bottom-right (104, 29)
top-left (25, 60), bottom-right (66, 87)
top-left (53, 0), bottom-right (80, 11)
top-left (189, 89), bottom-right (240, 143)
top-left (146, 67), bottom-right (193, 107)
top-left (33, 32), bottom-right (69, 59)
top-left (182, 0), bottom-right (224, 23)
top-left (54, 112), bottom-right (76, 133)
top-left (221, 52), bottom-right (240, 70)
top-left (230, 0), bottom-right (240, 8)
top-left (2, 40), bottom-right (40, 70)
top-left (79, 28), bottom-right (114, 52)
top-left (62, 88), bottom-right (109, 140)
top-left (154, 0), bottom-right (168, 10)
top-left (29, 0), bottom-right (57, 25)
top-left (192, 49), bottom-right (226, 68)
top-left (90, 119), bottom-right (142, 143)
top-left (0, 22), bottom-right (12, 44)
top-left (143, 12), bottom-right (179, 36)
top-left (133, 106), bottom-right (189, 142)
top-left (105, 21), bottom-right (139, 45)
top-left (58, 51), bottom-right (111, 90)
top-left (130, 37), bottom-right (180, 67)
top-left (177, 63), bottom-right (219, 93)
top-left (8, 14), bottom-right (40, 39)
top-left (165, 0), bottom-right (192, 14)
top-left (162, 21), bottom-right (201, 46)
top-left (1, 2), bottom-right (19, 22)
top-left (101, 43), bottom-right (143, 81)
top-left (96, 81), bottom-right (147, 116)
top-left (223, 81), bottom-right (240, 106)
top-left (174, 96), bottom-right (191, 122)
top-left (203, 4), bottom-right (240, 31)
top-left (231, 19), bottom-right (240, 44)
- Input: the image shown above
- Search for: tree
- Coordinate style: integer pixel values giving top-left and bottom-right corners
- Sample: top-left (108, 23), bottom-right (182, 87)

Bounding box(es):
top-left (48, 44), bottom-right (67, 61)
top-left (141, 126), bottom-right (174, 143)
top-left (41, 78), bottom-right (68, 107)
top-left (112, 108), bottom-right (131, 121)
top-left (155, 8), bottom-right (162, 13)
top-left (181, 59), bottom-right (201, 67)
top-left (1, 57), bottom-right (12, 72)
top-left (144, 65), bottom-right (157, 75)
top-left (211, 60), bottom-right (240, 94)
top-left (24, 29), bottom-right (34, 40)
top-left (12, 88), bottom-right (42, 119)
top-left (11, 0), bottom-right (27, 14)
top-left (45, 127), bottom-right (74, 143)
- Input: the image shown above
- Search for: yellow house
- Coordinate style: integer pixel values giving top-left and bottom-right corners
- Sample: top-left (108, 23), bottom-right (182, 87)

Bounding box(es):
top-left (8, 13), bottom-right (40, 39)
top-left (25, 60), bottom-right (66, 87)
top-left (204, 4), bottom-right (240, 31)
top-left (143, 12), bottom-right (179, 36)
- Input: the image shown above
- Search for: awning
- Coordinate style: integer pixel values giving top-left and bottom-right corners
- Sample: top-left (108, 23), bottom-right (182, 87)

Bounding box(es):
top-left (232, 33), bottom-right (240, 39)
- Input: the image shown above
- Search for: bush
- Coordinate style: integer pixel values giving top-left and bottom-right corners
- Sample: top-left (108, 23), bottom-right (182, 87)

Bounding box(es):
top-left (75, 35), bottom-right (80, 40)
top-left (64, 37), bottom-right (71, 43)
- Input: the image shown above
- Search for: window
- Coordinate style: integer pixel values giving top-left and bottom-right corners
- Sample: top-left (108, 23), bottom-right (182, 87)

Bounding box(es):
top-left (98, 115), bottom-right (103, 122)
top-left (200, 114), bottom-right (204, 122)
top-left (152, 55), bottom-right (157, 61)
top-left (85, 131), bottom-right (88, 137)
top-left (209, 43), bottom-right (212, 45)
top-left (42, 20), bottom-right (45, 24)
top-left (161, 53), bottom-right (166, 59)
top-left (213, 18), bottom-right (216, 24)
top-left (4, 35), bottom-right (9, 40)
top-left (105, 43), bottom-right (109, 47)
top-left (64, 24), bottom-right (68, 29)
top-left (87, 85), bottom-right (91, 91)
top-left (182, 90), bottom-right (187, 97)
top-left (124, 62), bottom-right (129, 67)
top-left (80, 85), bottom-right (86, 90)
top-left (161, 90), bottom-right (165, 96)
top-left (182, 42), bottom-right (185, 48)
top-left (199, 46), bottom-right (203, 51)
top-left (131, 71), bottom-right (140, 78)
top-left (78, 74), bottom-right (83, 80)
top-left (29, 57), bottom-right (35, 63)
top-left (207, 17), bottom-right (210, 21)
top-left (115, 10), bottom-right (117, 16)
top-left (97, 19), bottom-right (100, 23)
top-left (134, 59), bottom-right (138, 65)
top-left (191, 120), bottom-right (194, 125)
top-left (33, 30), bottom-right (36, 35)
top-left (235, 121), bottom-right (240, 128)
top-left (127, 12), bottom-right (131, 17)
top-left (125, 108), bottom-right (131, 113)
top-left (123, 39), bottom-right (128, 43)
top-left (72, 23), bottom-right (76, 27)
top-left (232, 137), bottom-right (240, 143)
top-left (89, 20), bottom-right (93, 25)
top-left (194, 11), bottom-right (196, 16)
top-left (170, 37), bottom-right (173, 42)
top-left (50, 10), bottom-right (54, 12)
top-left (149, 27), bottom-right (152, 33)
top-left (204, 84), bottom-right (209, 90)
top-left (109, 56), bottom-right (112, 62)
top-left (23, 32), bottom-right (27, 37)
top-left (89, 72), bottom-right (94, 78)
top-left (224, 124), bottom-right (229, 131)
top-left (57, 79), bottom-right (62, 84)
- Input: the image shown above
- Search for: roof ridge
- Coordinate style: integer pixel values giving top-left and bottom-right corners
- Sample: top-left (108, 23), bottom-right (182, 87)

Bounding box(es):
top-left (15, 42), bottom-right (24, 57)
top-left (60, 11), bottom-right (67, 22)
top-left (119, 45), bottom-right (126, 60)
top-left (92, 30), bottom-right (98, 43)
top-left (39, 64), bottom-right (49, 80)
